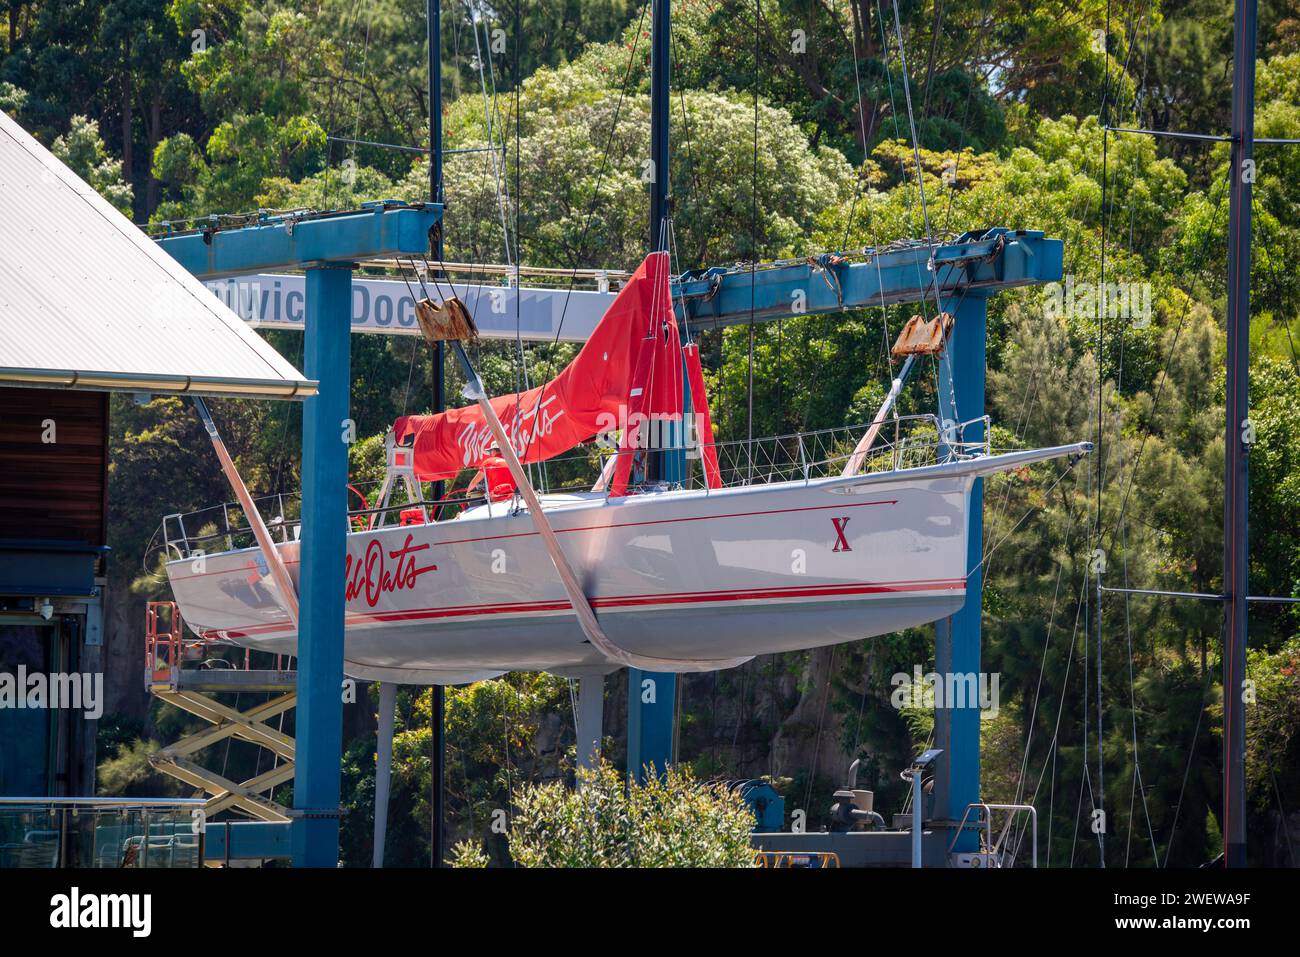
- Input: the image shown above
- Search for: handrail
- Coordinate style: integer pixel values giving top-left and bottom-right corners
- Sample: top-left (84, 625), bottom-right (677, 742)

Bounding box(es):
top-left (948, 802), bottom-right (1038, 868)
top-left (0, 797), bottom-right (205, 869)
top-left (161, 491), bottom-right (489, 559)
top-left (0, 797), bottom-right (206, 807)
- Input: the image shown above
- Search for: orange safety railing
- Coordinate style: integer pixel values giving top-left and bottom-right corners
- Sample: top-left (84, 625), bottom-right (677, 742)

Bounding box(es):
top-left (145, 601), bottom-right (186, 684)
top-left (146, 601), bottom-right (258, 686)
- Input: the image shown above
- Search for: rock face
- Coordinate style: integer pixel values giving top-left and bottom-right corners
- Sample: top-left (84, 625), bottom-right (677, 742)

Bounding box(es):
top-left (769, 645), bottom-right (855, 790)
top-left (674, 646), bottom-right (883, 827)
top-left (102, 587), bottom-right (151, 722)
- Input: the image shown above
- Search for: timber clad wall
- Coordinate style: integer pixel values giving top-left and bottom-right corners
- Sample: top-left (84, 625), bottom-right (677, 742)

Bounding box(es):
top-left (0, 386), bottom-right (108, 546)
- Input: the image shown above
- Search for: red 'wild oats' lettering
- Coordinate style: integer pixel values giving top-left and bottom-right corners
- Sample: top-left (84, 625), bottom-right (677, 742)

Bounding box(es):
top-left (345, 534), bottom-right (438, 607)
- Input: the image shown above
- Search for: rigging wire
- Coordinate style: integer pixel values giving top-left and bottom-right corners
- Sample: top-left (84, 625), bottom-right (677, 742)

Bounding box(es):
top-left (1092, 0), bottom-right (1113, 868)
top-left (1251, 191), bottom-right (1300, 376)
top-left (886, 0), bottom-right (958, 335)
top-left (1089, 0), bottom-right (1169, 868)
top-left (1012, 560), bottom-right (1069, 811)
top-left (982, 369), bottom-right (1042, 568)
top-left (1038, 570), bottom-right (1089, 865)
top-left (729, 662), bottom-right (748, 767)
top-left (1101, 166), bottom-right (1234, 548)
top-left (1053, 0), bottom-right (1149, 270)
top-left (669, 15), bottom-right (701, 212)
top-left (548, 2), bottom-right (650, 347)
top-left (839, 2), bottom-right (884, 250)
top-left (344, 0), bottom-right (378, 205)
top-left (1161, 667), bottom-right (1213, 866)
top-left (969, 454), bottom-right (1087, 582)
top-left (873, 0), bottom-right (914, 220)
top-left (466, 0), bottom-right (515, 269)
top-left (874, 0), bottom-right (931, 320)
top-left (320, 0), bottom-right (370, 201)
top-left (1119, 520), bottom-right (1160, 863)
top-left (1102, 0), bottom-right (1161, 867)
top-left (1081, 394), bottom-right (1100, 865)
top-left (888, 0), bottom-right (935, 249)
top-left (939, 0), bottom-right (993, 237)
top-left (919, 0), bottom-right (945, 123)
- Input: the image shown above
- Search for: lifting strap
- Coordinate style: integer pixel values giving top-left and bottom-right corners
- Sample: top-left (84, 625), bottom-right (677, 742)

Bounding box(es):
top-left (842, 311), bottom-right (954, 476)
top-left (446, 341), bottom-right (750, 673)
top-left (192, 397), bottom-right (299, 626)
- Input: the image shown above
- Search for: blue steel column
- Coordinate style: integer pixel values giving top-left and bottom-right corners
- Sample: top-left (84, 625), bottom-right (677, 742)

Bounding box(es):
top-left (292, 263), bottom-right (353, 866)
top-left (933, 292), bottom-right (987, 852)
top-left (627, 669), bottom-right (676, 782)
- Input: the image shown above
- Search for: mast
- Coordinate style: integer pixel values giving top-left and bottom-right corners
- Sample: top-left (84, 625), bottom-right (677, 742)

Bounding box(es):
top-left (649, 0), bottom-right (670, 253)
top-left (426, 0), bottom-right (447, 869)
top-left (1222, 0), bottom-right (1256, 869)
top-left (645, 0), bottom-right (671, 488)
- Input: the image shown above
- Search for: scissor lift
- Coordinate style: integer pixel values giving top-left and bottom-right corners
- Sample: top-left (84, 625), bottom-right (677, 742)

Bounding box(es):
top-left (144, 602), bottom-right (297, 826)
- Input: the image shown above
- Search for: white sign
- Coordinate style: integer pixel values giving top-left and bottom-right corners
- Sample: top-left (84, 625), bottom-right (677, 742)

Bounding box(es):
top-left (204, 274), bottom-right (615, 343)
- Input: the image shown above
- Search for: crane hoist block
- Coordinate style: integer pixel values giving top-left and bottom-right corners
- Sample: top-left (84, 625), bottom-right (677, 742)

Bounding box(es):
top-left (891, 312), bottom-right (954, 357)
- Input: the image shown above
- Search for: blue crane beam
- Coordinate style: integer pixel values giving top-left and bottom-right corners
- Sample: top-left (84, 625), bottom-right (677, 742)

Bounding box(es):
top-left (155, 201), bottom-right (443, 280)
top-left (156, 202), bottom-right (442, 869)
top-left (672, 228), bottom-right (1062, 328)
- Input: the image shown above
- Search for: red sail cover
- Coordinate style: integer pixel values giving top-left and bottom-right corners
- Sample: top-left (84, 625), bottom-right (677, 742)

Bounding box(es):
top-left (607, 292), bottom-right (683, 496)
top-left (394, 251), bottom-right (681, 482)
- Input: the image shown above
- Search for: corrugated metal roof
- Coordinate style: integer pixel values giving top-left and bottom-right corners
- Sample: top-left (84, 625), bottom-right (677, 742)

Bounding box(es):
top-left (0, 110), bottom-right (316, 399)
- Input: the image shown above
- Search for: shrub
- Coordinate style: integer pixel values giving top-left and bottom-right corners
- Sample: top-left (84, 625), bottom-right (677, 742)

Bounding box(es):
top-left (501, 760), bottom-right (756, 868)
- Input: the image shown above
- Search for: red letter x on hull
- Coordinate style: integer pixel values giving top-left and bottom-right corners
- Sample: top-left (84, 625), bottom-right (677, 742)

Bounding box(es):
top-left (832, 517), bottom-right (852, 552)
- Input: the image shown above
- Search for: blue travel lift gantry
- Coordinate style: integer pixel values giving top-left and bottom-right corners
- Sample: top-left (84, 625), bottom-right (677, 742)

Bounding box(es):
top-left (153, 210), bottom-right (1061, 867)
top-left (151, 0), bottom-right (1063, 864)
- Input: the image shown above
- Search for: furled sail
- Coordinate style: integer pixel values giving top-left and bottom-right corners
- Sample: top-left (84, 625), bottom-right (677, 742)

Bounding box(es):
top-left (394, 251), bottom-right (702, 484)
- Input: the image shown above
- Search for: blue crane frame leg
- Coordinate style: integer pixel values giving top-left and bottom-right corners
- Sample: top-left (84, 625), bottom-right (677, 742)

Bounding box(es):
top-left (934, 291), bottom-right (988, 852)
top-left (627, 669), bottom-right (676, 782)
top-left (292, 264), bottom-right (352, 866)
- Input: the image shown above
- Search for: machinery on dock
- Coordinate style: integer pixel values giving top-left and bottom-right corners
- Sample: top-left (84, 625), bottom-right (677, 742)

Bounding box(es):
top-left (748, 758), bottom-right (1037, 868)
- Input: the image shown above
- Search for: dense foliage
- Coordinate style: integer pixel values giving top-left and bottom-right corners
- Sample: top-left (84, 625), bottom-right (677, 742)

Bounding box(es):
top-left (4, 0), bottom-right (1297, 866)
top-left (452, 760), bottom-right (757, 867)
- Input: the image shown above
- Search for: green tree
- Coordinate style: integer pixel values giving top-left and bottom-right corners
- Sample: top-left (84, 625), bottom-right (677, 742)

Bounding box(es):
top-left (52, 114), bottom-right (135, 213)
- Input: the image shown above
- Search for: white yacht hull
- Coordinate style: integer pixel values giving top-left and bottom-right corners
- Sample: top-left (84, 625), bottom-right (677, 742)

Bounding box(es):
top-left (165, 446), bottom-right (1084, 683)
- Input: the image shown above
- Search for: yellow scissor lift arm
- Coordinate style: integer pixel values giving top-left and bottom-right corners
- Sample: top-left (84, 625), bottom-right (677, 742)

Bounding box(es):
top-left (145, 601), bottom-right (296, 863)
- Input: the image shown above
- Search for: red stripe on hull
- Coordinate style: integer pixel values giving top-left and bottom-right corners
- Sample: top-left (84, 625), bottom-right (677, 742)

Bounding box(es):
top-left (204, 578), bottom-right (965, 641)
